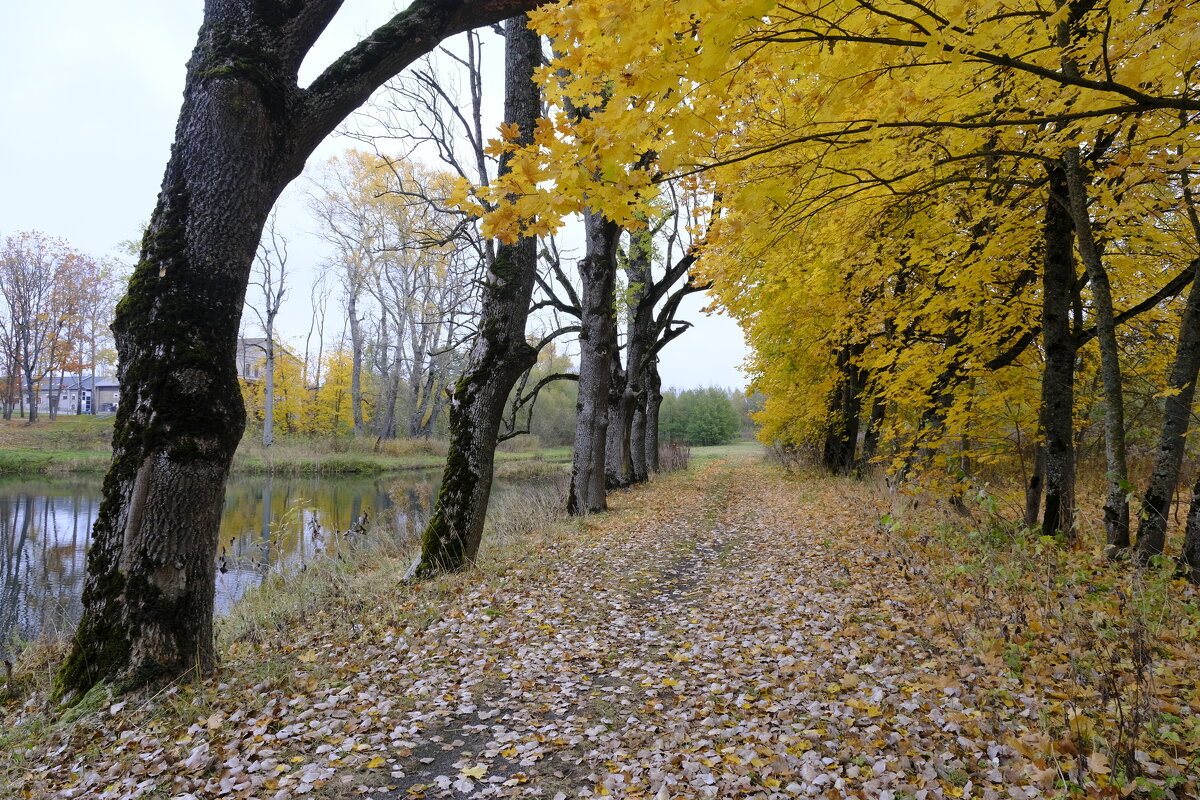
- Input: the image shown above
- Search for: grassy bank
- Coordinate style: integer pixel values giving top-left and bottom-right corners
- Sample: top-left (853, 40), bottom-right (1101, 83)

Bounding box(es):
top-left (0, 416), bottom-right (572, 476)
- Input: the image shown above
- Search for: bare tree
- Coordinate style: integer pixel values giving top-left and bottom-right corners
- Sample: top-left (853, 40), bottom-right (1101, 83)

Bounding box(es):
top-left (246, 213), bottom-right (290, 448)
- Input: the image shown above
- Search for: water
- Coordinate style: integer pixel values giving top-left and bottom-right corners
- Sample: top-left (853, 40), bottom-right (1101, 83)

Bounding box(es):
top-left (0, 471), bottom-right (443, 663)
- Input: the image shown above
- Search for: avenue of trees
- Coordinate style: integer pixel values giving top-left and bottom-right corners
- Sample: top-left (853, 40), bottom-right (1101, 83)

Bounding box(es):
top-left (53, 0), bottom-right (1200, 701)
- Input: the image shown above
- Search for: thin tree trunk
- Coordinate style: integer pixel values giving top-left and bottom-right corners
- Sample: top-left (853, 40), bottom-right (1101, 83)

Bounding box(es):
top-left (348, 292), bottom-right (365, 436)
top-left (1063, 147), bottom-right (1129, 548)
top-left (645, 361), bottom-right (662, 472)
top-left (569, 209), bottom-right (619, 513)
top-left (413, 15), bottom-right (541, 575)
top-left (1040, 164), bottom-right (1078, 539)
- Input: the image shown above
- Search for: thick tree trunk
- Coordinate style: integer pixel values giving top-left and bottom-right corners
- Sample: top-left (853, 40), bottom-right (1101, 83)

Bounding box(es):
top-left (821, 346), bottom-right (864, 475)
top-left (569, 209), bottom-right (619, 514)
top-left (57, 0), bottom-right (543, 701)
top-left (1137, 258), bottom-right (1200, 562)
top-left (1063, 147), bottom-right (1129, 548)
top-left (1040, 165), bottom-right (1079, 539)
top-left (413, 16), bottom-right (541, 575)
top-left (604, 354), bottom-right (636, 489)
top-left (1184, 489), bottom-right (1200, 583)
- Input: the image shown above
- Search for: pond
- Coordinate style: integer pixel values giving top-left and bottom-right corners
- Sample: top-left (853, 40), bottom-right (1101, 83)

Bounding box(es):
top-left (0, 470), bottom-right (453, 663)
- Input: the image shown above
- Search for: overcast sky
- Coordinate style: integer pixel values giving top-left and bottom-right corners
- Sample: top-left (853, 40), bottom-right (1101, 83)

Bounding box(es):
top-left (0, 1), bottom-right (748, 391)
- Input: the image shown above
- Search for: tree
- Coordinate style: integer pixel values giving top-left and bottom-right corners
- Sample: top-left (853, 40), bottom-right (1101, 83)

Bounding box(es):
top-left (246, 213), bottom-right (290, 448)
top-left (57, 0), bottom-right (546, 701)
top-left (412, 15), bottom-right (542, 576)
top-left (0, 233), bottom-right (82, 424)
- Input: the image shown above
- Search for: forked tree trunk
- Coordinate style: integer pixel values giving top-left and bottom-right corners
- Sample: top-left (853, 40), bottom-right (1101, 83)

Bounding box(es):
top-left (568, 210), bottom-right (619, 514)
top-left (57, 0), bottom-right (542, 701)
top-left (1040, 165), bottom-right (1079, 539)
top-left (413, 16), bottom-right (541, 574)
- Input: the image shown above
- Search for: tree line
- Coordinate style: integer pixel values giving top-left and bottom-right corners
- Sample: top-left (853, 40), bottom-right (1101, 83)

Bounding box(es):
top-left (0, 232), bottom-right (119, 422)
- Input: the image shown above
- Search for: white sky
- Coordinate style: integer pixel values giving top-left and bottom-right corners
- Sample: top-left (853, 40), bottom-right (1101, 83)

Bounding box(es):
top-left (0, 2), bottom-right (748, 392)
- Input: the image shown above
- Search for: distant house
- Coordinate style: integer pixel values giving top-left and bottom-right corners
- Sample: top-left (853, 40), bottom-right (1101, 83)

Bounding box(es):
top-left (236, 337), bottom-right (301, 382)
top-left (30, 375), bottom-right (120, 415)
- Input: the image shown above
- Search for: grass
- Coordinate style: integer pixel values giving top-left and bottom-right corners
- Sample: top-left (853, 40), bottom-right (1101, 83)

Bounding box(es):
top-left (689, 438), bottom-right (764, 462)
top-left (0, 415), bottom-right (572, 476)
top-left (869, 475), bottom-right (1200, 796)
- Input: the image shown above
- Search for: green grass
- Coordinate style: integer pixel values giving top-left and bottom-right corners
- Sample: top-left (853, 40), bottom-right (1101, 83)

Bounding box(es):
top-left (689, 439), bottom-right (764, 462)
top-left (0, 416), bottom-right (573, 477)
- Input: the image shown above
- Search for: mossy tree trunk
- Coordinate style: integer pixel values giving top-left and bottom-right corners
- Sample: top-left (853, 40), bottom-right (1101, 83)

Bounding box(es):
top-left (56, 0), bottom-right (543, 701)
top-left (413, 15), bottom-right (541, 575)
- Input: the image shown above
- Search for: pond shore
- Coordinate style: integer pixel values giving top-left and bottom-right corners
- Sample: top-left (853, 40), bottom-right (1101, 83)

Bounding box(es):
top-left (0, 417), bottom-right (571, 476)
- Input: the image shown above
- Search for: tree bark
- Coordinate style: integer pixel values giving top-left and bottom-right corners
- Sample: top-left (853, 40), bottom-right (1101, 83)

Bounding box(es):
top-left (412, 15), bottom-right (541, 575)
top-left (1063, 147), bottom-right (1129, 548)
top-left (57, 0), bottom-right (543, 701)
top-left (645, 360), bottom-right (663, 472)
top-left (1040, 164), bottom-right (1079, 539)
top-left (569, 209), bottom-right (619, 514)
top-left (1137, 259), bottom-right (1200, 562)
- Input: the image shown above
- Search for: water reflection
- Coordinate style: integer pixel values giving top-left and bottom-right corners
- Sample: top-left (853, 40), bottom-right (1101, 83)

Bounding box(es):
top-left (0, 472), bottom-right (440, 662)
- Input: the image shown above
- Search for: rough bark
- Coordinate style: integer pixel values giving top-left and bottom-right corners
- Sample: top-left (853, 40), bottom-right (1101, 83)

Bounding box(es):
top-left (623, 229), bottom-right (657, 484)
top-left (412, 15), bottom-right (541, 575)
top-left (57, 0), bottom-right (543, 701)
top-left (1063, 147), bottom-right (1130, 548)
top-left (568, 209), bottom-right (620, 514)
top-left (645, 360), bottom-right (663, 473)
top-left (604, 351), bottom-right (635, 489)
top-left (1137, 257), bottom-right (1200, 562)
top-left (1040, 164), bottom-right (1079, 539)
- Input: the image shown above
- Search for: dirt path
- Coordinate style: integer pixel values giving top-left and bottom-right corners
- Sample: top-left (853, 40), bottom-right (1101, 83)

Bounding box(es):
top-left (359, 458), bottom-right (1032, 800)
top-left (3, 457), bottom-right (1095, 799)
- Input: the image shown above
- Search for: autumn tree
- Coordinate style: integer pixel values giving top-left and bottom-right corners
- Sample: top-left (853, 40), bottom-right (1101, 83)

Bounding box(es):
top-left (57, 0), bottom-right (547, 701)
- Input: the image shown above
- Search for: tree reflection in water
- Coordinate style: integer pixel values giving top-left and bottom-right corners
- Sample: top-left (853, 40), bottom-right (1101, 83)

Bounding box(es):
top-left (0, 472), bottom-right (440, 662)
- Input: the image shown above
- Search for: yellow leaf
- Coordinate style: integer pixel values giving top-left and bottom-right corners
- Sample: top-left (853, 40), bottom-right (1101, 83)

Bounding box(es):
top-left (461, 764), bottom-right (487, 779)
top-left (367, 756), bottom-right (387, 769)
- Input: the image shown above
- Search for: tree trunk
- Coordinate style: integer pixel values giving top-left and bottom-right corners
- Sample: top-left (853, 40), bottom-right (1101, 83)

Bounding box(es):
top-left (568, 209), bottom-right (619, 514)
top-left (645, 360), bottom-right (663, 472)
top-left (263, 336), bottom-right (276, 448)
top-left (57, 0), bottom-right (543, 701)
top-left (1040, 164), bottom-right (1079, 539)
top-left (859, 390), bottom-right (886, 470)
top-left (1025, 433), bottom-right (1046, 528)
top-left (1137, 258), bottom-right (1200, 561)
top-left (1063, 147), bottom-right (1129, 548)
top-left (604, 354), bottom-right (636, 489)
top-left (623, 228), bottom-right (656, 484)
top-left (413, 15), bottom-right (541, 575)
